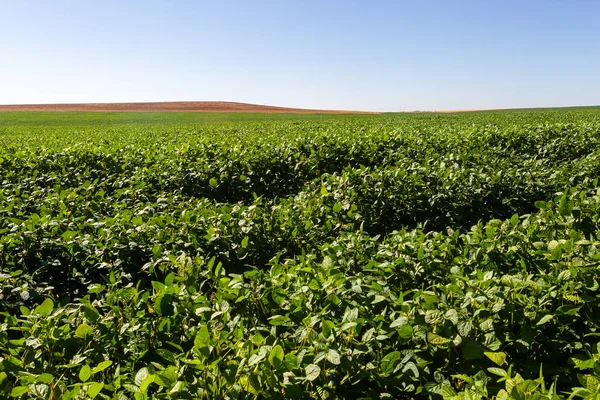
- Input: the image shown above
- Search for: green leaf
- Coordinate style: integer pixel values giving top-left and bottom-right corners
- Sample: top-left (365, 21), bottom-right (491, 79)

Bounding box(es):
top-left (268, 315), bottom-right (289, 326)
top-left (156, 349), bottom-right (176, 363)
top-left (444, 309), bottom-right (459, 325)
top-left (558, 195), bottom-right (572, 216)
top-left (390, 316), bottom-right (407, 328)
top-left (571, 355), bottom-right (595, 370)
top-left (305, 364), bottom-right (321, 381)
top-left (86, 382), bottom-right (104, 399)
top-left (79, 365), bottom-right (92, 382)
top-left (580, 374), bottom-right (600, 391)
top-left (62, 230), bottom-right (78, 241)
top-left (380, 351), bottom-right (401, 375)
top-left (488, 367), bottom-right (507, 377)
top-left (536, 314), bottom-right (554, 326)
top-left (248, 351), bottom-right (267, 366)
top-left (333, 203), bottom-right (343, 213)
top-left (83, 305), bottom-right (100, 322)
top-left (427, 332), bottom-right (452, 346)
top-left (441, 384), bottom-right (456, 397)
top-left (123, 383), bottom-right (141, 394)
top-left (241, 236), bottom-right (249, 249)
top-left (139, 374), bottom-right (154, 394)
top-left (372, 295), bottom-right (386, 304)
top-left (268, 345), bottom-right (284, 367)
top-left (34, 298), bottom-right (54, 317)
top-left (169, 381), bottom-right (185, 394)
top-left (458, 321), bottom-right (473, 337)
top-left (327, 349), bottom-right (341, 365)
top-left (484, 351), bottom-right (507, 366)
top-left (10, 386), bottom-right (29, 397)
top-left (135, 367), bottom-right (149, 387)
top-left (92, 360), bottom-right (113, 374)
top-left (36, 373), bottom-right (54, 384)
top-left (195, 325), bottom-right (210, 348)
top-left (75, 323), bottom-right (93, 339)
top-left (209, 177), bottom-right (218, 188)
top-left (284, 353), bottom-right (298, 370)
top-left (32, 384), bottom-right (49, 398)
top-left (397, 324), bottom-right (413, 340)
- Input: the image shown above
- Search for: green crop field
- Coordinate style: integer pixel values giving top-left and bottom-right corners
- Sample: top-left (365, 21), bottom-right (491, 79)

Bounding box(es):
top-left (2, 107), bottom-right (600, 399)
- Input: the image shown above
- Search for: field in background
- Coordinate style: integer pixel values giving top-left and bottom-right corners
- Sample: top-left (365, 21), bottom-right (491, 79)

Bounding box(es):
top-left (2, 107), bottom-right (600, 399)
top-left (0, 101), bottom-right (378, 114)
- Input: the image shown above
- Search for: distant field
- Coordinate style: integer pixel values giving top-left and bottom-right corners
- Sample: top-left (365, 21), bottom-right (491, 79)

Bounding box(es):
top-left (2, 106), bottom-right (600, 399)
top-left (0, 100), bottom-right (378, 114)
top-left (0, 110), bottom-right (385, 129)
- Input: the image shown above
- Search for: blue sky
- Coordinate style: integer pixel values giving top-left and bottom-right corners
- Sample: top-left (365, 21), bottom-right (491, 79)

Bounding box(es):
top-left (0, 0), bottom-right (598, 111)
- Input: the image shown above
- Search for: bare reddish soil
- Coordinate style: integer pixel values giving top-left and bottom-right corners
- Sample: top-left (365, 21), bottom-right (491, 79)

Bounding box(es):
top-left (0, 101), bottom-right (378, 114)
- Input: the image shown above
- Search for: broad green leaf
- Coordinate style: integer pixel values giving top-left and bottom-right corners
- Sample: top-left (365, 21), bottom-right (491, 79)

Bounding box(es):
top-left (135, 367), bottom-right (149, 387)
top-left (327, 349), bottom-right (341, 365)
top-left (123, 383), bottom-right (141, 394)
top-left (86, 382), bottom-right (104, 399)
top-left (34, 298), bottom-right (54, 317)
top-left (75, 324), bottom-right (93, 339)
top-left (488, 367), bottom-right (507, 377)
top-left (444, 309), bottom-right (459, 325)
top-left (390, 316), bottom-right (407, 328)
top-left (536, 314), bottom-right (554, 325)
top-left (139, 374), bottom-right (155, 394)
top-left (397, 324), bottom-right (413, 340)
top-left (441, 384), bottom-right (456, 397)
top-left (195, 325), bottom-right (210, 348)
top-left (37, 373), bottom-right (54, 384)
top-left (305, 364), bottom-right (321, 381)
top-left (427, 332), bottom-right (452, 346)
top-left (79, 365), bottom-right (92, 382)
top-left (10, 386), bottom-right (29, 397)
top-left (92, 360), bottom-right (113, 374)
top-left (284, 353), bottom-right (298, 370)
top-left (155, 294), bottom-right (174, 316)
top-left (62, 230), bottom-right (78, 241)
top-left (152, 281), bottom-right (166, 291)
top-left (558, 195), bottom-right (572, 216)
top-left (372, 295), bottom-right (386, 304)
top-left (156, 349), bottom-right (176, 363)
top-left (31, 384), bottom-right (49, 398)
top-left (268, 345), bottom-right (284, 367)
top-left (380, 351), bottom-right (401, 375)
top-left (248, 351), bottom-right (267, 366)
top-left (169, 381), bottom-right (185, 393)
top-left (458, 321), bottom-right (473, 337)
top-left (484, 351), bottom-right (507, 366)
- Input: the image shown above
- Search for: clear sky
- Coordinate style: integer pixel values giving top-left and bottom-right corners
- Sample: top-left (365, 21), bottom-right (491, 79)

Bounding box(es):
top-left (1, 0), bottom-right (598, 111)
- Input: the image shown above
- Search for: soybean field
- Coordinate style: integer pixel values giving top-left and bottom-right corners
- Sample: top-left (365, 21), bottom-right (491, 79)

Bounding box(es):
top-left (2, 107), bottom-right (600, 399)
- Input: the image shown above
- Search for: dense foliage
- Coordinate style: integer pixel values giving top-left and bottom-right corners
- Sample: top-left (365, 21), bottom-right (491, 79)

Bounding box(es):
top-left (1, 108), bottom-right (600, 399)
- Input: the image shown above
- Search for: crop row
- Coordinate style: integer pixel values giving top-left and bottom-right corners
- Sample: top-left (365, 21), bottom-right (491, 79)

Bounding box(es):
top-left (2, 187), bottom-right (600, 398)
